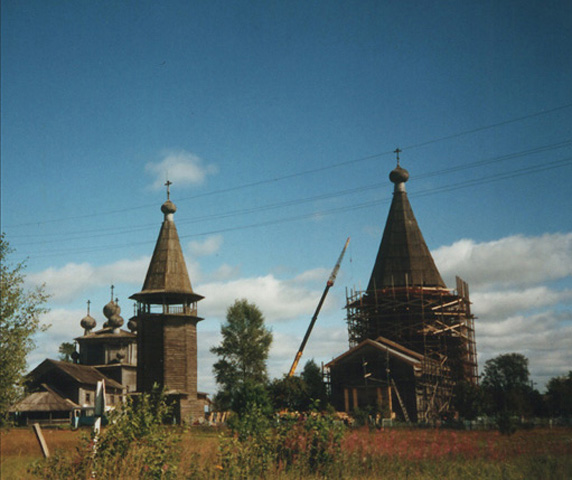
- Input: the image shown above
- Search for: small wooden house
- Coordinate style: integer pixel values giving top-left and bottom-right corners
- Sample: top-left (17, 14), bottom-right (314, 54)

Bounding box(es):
top-left (11, 359), bottom-right (124, 424)
top-left (10, 383), bottom-right (79, 426)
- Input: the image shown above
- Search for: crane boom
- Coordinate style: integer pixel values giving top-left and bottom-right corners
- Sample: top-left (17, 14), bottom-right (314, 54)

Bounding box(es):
top-left (288, 237), bottom-right (350, 377)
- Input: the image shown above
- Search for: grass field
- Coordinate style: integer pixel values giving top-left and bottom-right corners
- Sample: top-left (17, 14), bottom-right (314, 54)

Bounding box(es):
top-left (2, 426), bottom-right (571, 479)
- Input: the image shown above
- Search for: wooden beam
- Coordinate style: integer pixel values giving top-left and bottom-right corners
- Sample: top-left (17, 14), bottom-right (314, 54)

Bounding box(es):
top-left (33, 423), bottom-right (50, 458)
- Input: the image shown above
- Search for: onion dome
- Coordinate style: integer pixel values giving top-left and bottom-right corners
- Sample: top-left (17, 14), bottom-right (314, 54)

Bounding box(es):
top-left (80, 300), bottom-right (96, 333)
top-left (103, 299), bottom-right (120, 319)
top-left (108, 313), bottom-right (124, 329)
top-left (103, 286), bottom-right (120, 326)
top-left (104, 297), bottom-right (123, 329)
top-left (161, 199), bottom-right (177, 215)
top-left (128, 317), bottom-right (138, 332)
top-left (389, 165), bottom-right (409, 184)
top-left (80, 314), bottom-right (96, 331)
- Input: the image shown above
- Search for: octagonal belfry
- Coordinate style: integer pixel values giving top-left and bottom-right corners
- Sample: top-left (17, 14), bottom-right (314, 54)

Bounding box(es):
top-left (130, 185), bottom-right (204, 423)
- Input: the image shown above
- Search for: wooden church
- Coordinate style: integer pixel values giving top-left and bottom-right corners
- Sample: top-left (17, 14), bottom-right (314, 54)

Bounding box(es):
top-left (12, 185), bottom-right (207, 425)
top-left (326, 156), bottom-right (477, 422)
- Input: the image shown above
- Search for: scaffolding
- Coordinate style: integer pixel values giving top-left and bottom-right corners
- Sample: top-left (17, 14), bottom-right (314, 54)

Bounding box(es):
top-left (344, 276), bottom-right (477, 421)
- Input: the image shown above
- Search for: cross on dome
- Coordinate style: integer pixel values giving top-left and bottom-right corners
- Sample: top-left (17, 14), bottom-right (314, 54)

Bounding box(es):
top-left (394, 148), bottom-right (402, 166)
top-left (165, 180), bottom-right (173, 200)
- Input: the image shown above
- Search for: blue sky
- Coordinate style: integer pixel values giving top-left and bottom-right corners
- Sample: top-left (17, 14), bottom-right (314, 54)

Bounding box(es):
top-left (2, 0), bottom-right (571, 394)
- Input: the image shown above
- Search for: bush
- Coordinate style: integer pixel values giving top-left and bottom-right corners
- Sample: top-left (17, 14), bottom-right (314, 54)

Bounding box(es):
top-left (218, 405), bottom-right (347, 478)
top-left (30, 387), bottom-right (180, 479)
top-left (496, 412), bottom-right (517, 435)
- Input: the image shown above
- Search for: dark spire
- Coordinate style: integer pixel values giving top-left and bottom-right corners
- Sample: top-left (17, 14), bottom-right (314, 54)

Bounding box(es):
top-left (131, 187), bottom-right (203, 303)
top-left (367, 161), bottom-right (446, 291)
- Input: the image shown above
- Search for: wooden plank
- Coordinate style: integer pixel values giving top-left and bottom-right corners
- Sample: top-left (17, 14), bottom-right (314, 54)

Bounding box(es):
top-left (352, 388), bottom-right (358, 410)
top-left (32, 423), bottom-right (50, 458)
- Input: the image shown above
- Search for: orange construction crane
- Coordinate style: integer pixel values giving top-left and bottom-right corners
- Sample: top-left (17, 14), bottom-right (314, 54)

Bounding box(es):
top-left (288, 237), bottom-right (350, 377)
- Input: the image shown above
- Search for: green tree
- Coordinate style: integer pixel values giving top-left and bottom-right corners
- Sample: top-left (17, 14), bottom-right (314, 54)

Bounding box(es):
top-left (301, 359), bottom-right (328, 407)
top-left (481, 353), bottom-right (534, 418)
top-left (545, 371), bottom-right (572, 417)
top-left (58, 342), bottom-right (76, 362)
top-left (270, 375), bottom-right (309, 412)
top-left (270, 360), bottom-right (329, 412)
top-left (0, 233), bottom-right (50, 424)
top-left (210, 299), bottom-right (273, 412)
top-left (452, 380), bottom-right (483, 420)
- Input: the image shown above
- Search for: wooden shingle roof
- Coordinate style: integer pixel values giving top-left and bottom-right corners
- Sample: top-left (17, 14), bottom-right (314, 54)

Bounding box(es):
top-left (326, 336), bottom-right (424, 369)
top-left (367, 165), bottom-right (446, 291)
top-left (29, 359), bottom-right (123, 390)
top-left (131, 201), bottom-right (203, 303)
top-left (10, 384), bottom-right (79, 413)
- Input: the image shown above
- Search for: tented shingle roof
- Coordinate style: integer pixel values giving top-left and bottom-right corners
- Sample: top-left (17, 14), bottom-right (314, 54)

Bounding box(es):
top-left (367, 166), bottom-right (446, 290)
top-left (131, 203), bottom-right (203, 303)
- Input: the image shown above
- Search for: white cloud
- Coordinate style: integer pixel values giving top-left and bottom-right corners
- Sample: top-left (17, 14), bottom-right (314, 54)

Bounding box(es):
top-left (475, 310), bottom-right (572, 388)
top-left (145, 150), bottom-right (218, 190)
top-left (291, 267), bottom-right (330, 284)
top-left (429, 232), bottom-right (572, 390)
top-left (433, 233), bottom-right (572, 290)
top-left (200, 274), bottom-right (328, 322)
top-left (25, 231), bottom-right (572, 394)
top-left (188, 235), bottom-right (223, 257)
top-left (205, 263), bottom-right (241, 282)
top-left (28, 308), bottom-right (87, 368)
top-left (472, 287), bottom-right (572, 319)
top-left (27, 256), bottom-right (150, 303)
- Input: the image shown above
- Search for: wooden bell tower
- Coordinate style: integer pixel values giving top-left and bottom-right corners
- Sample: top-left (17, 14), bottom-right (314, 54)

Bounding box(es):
top-left (130, 182), bottom-right (205, 423)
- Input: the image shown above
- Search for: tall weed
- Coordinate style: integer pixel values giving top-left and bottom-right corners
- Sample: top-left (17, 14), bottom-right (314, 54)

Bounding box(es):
top-left (30, 387), bottom-right (179, 479)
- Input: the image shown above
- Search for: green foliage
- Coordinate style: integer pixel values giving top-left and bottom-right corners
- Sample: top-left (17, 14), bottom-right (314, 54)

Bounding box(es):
top-left (220, 403), bottom-right (276, 478)
top-left (0, 233), bottom-right (50, 424)
top-left (301, 359), bottom-right (328, 406)
top-left (351, 406), bottom-right (372, 427)
top-left (210, 299), bottom-right (272, 411)
top-left (481, 353), bottom-right (535, 418)
top-left (220, 408), bottom-right (347, 478)
top-left (496, 411), bottom-right (517, 435)
top-left (229, 379), bottom-right (272, 417)
top-left (482, 353), bottom-right (531, 393)
top-left (227, 402), bottom-right (272, 441)
top-left (30, 387), bottom-right (180, 479)
top-left (293, 412), bottom-right (346, 471)
top-left (58, 342), bottom-right (76, 362)
top-left (546, 371), bottom-right (572, 417)
top-left (453, 381), bottom-right (484, 420)
top-left (270, 375), bottom-right (309, 411)
top-left (270, 360), bottom-right (329, 413)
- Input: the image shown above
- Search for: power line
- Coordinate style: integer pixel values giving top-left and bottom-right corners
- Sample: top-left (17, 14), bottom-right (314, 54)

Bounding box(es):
top-left (10, 140), bottom-right (572, 246)
top-left (404, 103), bottom-right (572, 151)
top-left (5, 102), bottom-right (572, 229)
top-left (18, 157), bottom-right (571, 259)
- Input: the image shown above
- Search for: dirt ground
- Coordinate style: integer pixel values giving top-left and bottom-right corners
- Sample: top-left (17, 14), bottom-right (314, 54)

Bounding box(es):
top-left (1, 426), bottom-right (221, 479)
top-left (1, 427), bottom-right (83, 458)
